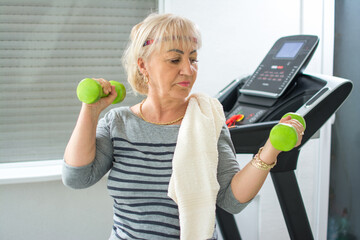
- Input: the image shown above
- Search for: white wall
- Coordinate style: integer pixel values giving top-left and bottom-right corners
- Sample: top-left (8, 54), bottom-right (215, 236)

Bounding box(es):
top-left (162, 0), bottom-right (328, 97)
top-left (0, 178), bottom-right (113, 240)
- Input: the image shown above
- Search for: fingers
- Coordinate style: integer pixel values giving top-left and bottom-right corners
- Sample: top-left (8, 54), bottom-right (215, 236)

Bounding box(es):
top-left (97, 85), bottom-right (117, 108)
top-left (280, 116), bottom-right (304, 134)
top-left (290, 119), bottom-right (304, 133)
top-left (93, 78), bottom-right (112, 95)
top-left (279, 115), bottom-right (291, 123)
top-left (281, 117), bottom-right (305, 147)
top-left (107, 85), bottom-right (118, 102)
top-left (87, 78), bottom-right (117, 110)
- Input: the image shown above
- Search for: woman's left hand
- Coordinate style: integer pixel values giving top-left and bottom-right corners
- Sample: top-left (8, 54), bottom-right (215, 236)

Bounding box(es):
top-left (278, 115), bottom-right (305, 148)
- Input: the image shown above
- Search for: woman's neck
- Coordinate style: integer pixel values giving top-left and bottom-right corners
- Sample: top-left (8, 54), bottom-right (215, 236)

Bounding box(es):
top-left (139, 95), bottom-right (189, 125)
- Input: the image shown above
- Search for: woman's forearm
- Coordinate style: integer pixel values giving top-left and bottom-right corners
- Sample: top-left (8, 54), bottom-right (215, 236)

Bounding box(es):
top-left (64, 104), bottom-right (101, 167)
top-left (231, 139), bottom-right (281, 203)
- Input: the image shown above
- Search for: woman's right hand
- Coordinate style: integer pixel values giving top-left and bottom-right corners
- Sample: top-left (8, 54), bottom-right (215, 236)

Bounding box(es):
top-left (82, 78), bottom-right (118, 116)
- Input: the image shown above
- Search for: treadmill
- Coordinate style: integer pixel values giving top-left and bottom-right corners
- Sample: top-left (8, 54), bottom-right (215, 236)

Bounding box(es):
top-left (215, 35), bottom-right (353, 240)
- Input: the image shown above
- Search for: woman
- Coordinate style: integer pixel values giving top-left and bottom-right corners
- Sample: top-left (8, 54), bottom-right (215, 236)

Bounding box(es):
top-left (63, 13), bottom-right (304, 240)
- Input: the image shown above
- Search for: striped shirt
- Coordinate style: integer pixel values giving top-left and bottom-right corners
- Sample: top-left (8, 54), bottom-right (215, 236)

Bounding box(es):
top-left (62, 107), bottom-right (248, 240)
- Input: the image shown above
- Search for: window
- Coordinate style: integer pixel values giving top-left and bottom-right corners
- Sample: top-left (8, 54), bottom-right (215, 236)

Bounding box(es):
top-left (0, 0), bottom-right (157, 163)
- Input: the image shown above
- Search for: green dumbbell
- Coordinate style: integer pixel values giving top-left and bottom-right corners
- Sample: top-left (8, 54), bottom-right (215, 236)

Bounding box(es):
top-left (76, 78), bottom-right (126, 104)
top-left (269, 112), bottom-right (306, 152)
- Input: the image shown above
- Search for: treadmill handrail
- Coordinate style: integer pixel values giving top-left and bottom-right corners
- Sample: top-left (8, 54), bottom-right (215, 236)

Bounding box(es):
top-left (229, 120), bottom-right (278, 131)
top-left (229, 121), bottom-right (278, 154)
top-left (295, 73), bottom-right (353, 148)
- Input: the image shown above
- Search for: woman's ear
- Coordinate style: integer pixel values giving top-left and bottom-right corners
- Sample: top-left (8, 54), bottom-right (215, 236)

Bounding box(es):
top-left (137, 58), bottom-right (146, 75)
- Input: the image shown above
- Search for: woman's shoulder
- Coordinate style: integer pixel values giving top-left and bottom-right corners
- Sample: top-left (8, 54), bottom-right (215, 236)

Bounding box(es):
top-left (104, 106), bottom-right (134, 120)
top-left (98, 106), bottom-right (139, 131)
top-left (109, 105), bottom-right (131, 114)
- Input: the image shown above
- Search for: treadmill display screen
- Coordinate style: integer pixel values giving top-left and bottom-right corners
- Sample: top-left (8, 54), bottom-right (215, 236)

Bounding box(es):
top-left (240, 35), bottom-right (319, 99)
top-left (275, 42), bottom-right (304, 59)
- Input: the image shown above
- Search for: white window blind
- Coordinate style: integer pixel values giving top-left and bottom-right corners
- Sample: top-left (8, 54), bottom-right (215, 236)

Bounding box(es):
top-left (0, 0), bottom-right (157, 163)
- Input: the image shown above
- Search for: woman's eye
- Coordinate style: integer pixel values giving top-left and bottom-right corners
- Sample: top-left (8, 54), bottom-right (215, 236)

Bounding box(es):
top-left (168, 58), bottom-right (198, 64)
top-left (170, 59), bottom-right (180, 64)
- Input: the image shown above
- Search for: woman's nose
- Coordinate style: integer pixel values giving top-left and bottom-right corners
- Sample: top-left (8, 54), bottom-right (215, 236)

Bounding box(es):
top-left (180, 59), bottom-right (196, 76)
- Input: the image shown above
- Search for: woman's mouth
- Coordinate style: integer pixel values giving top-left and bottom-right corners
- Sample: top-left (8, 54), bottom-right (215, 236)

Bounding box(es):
top-left (177, 81), bottom-right (191, 87)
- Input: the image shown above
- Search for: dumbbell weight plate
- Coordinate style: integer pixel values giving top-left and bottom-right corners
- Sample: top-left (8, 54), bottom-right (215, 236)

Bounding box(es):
top-left (270, 123), bottom-right (298, 152)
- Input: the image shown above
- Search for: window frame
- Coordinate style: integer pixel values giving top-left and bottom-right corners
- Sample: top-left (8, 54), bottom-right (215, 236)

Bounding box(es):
top-left (0, 0), bottom-right (158, 167)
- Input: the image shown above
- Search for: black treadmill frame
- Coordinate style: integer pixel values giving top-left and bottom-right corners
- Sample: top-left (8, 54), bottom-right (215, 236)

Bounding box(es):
top-left (216, 74), bottom-right (353, 240)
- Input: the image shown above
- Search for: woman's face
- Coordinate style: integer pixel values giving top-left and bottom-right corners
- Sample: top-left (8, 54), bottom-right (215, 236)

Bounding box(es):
top-left (140, 43), bottom-right (198, 100)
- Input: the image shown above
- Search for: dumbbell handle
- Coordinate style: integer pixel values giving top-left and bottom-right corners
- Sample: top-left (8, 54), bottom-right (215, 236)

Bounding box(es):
top-left (76, 78), bottom-right (126, 104)
top-left (269, 113), bottom-right (306, 152)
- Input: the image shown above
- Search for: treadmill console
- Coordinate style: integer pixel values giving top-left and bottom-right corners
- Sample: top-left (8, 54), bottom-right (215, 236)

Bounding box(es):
top-left (240, 35), bottom-right (319, 99)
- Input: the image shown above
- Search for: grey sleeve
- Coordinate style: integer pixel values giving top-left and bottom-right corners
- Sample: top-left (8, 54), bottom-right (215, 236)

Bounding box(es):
top-left (216, 125), bottom-right (251, 214)
top-left (62, 110), bottom-right (115, 189)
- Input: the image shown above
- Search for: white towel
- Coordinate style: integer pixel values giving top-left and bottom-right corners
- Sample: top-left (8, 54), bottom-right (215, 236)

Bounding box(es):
top-left (168, 93), bottom-right (226, 240)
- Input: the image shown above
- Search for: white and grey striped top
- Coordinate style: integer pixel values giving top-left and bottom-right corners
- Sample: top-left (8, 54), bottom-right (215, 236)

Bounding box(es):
top-left (63, 107), bottom-right (249, 240)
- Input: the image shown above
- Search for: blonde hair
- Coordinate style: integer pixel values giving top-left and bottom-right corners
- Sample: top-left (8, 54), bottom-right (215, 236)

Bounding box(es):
top-left (122, 13), bottom-right (202, 95)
